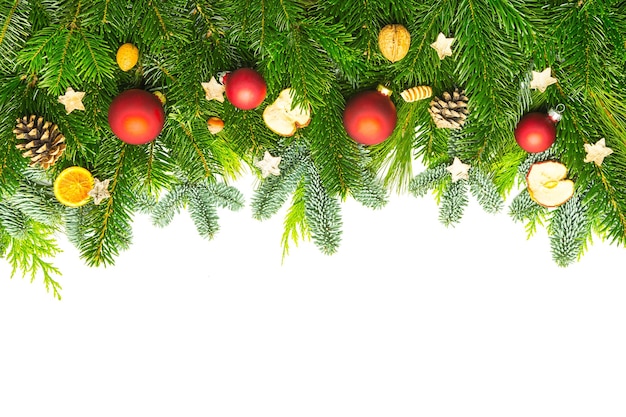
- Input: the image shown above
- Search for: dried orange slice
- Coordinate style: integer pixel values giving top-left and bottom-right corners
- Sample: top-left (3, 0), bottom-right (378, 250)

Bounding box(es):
top-left (53, 166), bottom-right (95, 207)
top-left (116, 43), bottom-right (139, 71)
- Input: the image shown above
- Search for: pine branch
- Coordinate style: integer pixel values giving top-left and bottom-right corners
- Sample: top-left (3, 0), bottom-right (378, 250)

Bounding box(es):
top-left (548, 193), bottom-right (591, 268)
top-left (303, 157), bottom-right (342, 255)
top-left (508, 189), bottom-right (546, 239)
top-left (438, 179), bottom-right (468, 227)
top-left (79, 139), bottom-right (135, 266)
top-left (251, 142), bottom-right (307, 220)
top-left (0, 0), bottom-right (30, 73)
top-left (187, 183), bottom-right (220, 240)
top-left (468, 167), bottom-right (504, 214)
top-left (409, 164), bottom-right (448, 198)
top-left (151, 182), bottom-right (189, 228)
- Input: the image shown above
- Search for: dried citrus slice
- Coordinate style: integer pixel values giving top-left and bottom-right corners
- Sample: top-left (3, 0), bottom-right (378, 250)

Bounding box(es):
top-left (116, 43), bottom-right (139, 71)
top-left (53, 166), bottom-right (95, 207)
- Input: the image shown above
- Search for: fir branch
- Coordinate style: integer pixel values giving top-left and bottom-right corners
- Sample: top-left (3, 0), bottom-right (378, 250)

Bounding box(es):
top-left (303, 158), bottom-right (342, 255)
top-left (0, 0), bottom-right (29, 73)
top-left (508, 189), bottom-right (546, 239)
top-left (468, 167), bottom-right (504, 214)
top-left (187, 183), bottom-right (220, 239)
top-left (438, 179), bottom-right (468, 227)
top-left (409, 164), bottom-right (448, 198)
top-left (548, 193), bottom-right (591, 267)
top-left (350, 147), bottom-right (388, 210)
top-left (80, 140), bottom-right (135, 266)
top-left (151, 183), bottom-right (189, 228)
top-left (205, 182), bottom-right (245, 211)
top-left (251, 142), bottom-right (307, 220)
top-left (305, 87), bottom-right (361, 199)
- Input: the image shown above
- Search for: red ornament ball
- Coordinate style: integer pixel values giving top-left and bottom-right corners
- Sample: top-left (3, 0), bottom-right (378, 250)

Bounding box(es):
top-left (343, 89), bottom-right (397, 145)
top-left (108, 89), bottom-right (165, 145)
top-left (224, 68), bottom-right (267, 110)
top-left (514, 112), bottom-right (556, 153)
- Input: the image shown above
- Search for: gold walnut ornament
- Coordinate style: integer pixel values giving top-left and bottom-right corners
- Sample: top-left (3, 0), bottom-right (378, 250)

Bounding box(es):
top-left (116, 43), bottom-right (139, 71)
top-left (378, 24), bottom-right (411, 62)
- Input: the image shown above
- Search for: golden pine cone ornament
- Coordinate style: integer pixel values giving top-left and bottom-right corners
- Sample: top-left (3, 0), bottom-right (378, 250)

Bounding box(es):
top-left (400, 85), bottom-right (433, 102)
top-left (13, 115), bottom-right (66, 169)
top-left (378, 24), bottom-right (411, 62)
top-left (428, 88), bottom-right (469, 129)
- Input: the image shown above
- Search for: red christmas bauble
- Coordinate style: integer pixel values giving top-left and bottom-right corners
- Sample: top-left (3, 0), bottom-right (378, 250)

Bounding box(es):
top-left (108, 89), bottom-right (165, 145)
top-left (343, 88), bottom-right (397, 145)
top-left (224, 68), bottom-right (267, 110)
top-left (514, 112), bottom-right (556, 153)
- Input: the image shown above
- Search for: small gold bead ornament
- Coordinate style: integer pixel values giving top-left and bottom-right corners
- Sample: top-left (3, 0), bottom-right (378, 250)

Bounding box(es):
top-left (378, 24), bottom-right (411, 63)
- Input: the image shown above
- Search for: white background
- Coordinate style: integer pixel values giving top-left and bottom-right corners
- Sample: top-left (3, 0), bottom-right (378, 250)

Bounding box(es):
top-left (1, 173), bottom-right (625, 417)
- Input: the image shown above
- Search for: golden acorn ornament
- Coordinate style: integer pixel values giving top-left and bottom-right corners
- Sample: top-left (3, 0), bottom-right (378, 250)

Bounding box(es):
top-left (400, 85), bottom-right (433, 102)
top-left (13, 115), bottom-right (66, 169)
top-left (378, 24), bottom-right (411, 62)
top-left (428, 88), bottom-right (469, 129)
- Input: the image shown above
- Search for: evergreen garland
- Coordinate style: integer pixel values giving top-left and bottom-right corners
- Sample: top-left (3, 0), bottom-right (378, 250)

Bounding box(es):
top-left (0, 0), bottom-right (625, 298)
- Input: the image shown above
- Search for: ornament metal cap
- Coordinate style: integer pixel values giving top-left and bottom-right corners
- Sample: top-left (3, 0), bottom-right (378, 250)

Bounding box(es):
top-left (547, 104), bottom-right (565, 123)
top-left (376, 84), bottom-right (393, 97)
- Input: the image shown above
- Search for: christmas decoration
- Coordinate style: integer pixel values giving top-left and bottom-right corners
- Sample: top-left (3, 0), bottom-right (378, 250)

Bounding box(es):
top-left (584, 138), bottom-right (613, 166)
top-left (207, 117), bottom-right (225, 134)
top-left (153, 91), bottom-right (166, 105)
top-left (514, 107), bottom-right (563, 153)
top-left (224, 68), bottom-right (267, 110)
top-left (2, 2), bottom-right (626, 298)
top-left (446, 157), bottom-right (471, 182)
top-left (58, 87), bottom-right (86, 114)
top-left (428, 88), bottom-right (469, 129)
top-left (13, 115), bottom-right (66, 169)
top-left (201, 76), bottom-right (225, 103)
top-left (116, 43), bottom-right (139, 71)
top-left (430, 32), bottom-right (455, 60)
top-left (529, 67), bottom-right (557, 93)
top-left (53, 166), bottom-right (95, 208)
top-left (254, 151), bottom-right (281, 178)
top-left (108, 89), bottom-right (165, 145)
top-left (343, 85), bottom-right (397, 145)
top-left (262, 88), bottom-right (311, 136)
top-left (88, 178), bottom-right (111, 205)
top-left (526, 161), bottom-right (574, 208)
top-left (400, 85), bottom-right (433, 102)
top-left (378, 24), bottom-right (411, 63)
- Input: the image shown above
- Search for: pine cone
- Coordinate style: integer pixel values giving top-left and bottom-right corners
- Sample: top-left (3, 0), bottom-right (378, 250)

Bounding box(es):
top-left (13, 115), bottom-right (66, 169)
top-left (428, 88), bottom-right (469, 129)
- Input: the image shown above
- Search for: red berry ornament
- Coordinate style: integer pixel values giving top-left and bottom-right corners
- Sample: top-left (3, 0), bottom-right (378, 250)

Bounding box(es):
top-left (514, 107), bottom-right (562, 153)
top-left (343, 86), bottom-right (397, 145)
top-left (108, 89), bottom-right (165, 145)
top-left (224, 68), bottom-right (267, 110)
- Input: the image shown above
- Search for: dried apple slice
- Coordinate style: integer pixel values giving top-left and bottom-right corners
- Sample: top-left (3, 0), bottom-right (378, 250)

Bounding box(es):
top-left (526, 160), bottom-right (574, 208)
top-left (263, 88), bottom-right (311, 136)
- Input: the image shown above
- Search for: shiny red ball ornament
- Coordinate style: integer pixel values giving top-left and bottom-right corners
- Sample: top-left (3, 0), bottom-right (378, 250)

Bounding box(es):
top-left (108, 89), bottom-right (165, 145)
top-left (224, 68), bottom-right (267, 110)
top-left (514, 109), bottom-right (562, 153)
top-left (343, 86), bottom-right (397, 145)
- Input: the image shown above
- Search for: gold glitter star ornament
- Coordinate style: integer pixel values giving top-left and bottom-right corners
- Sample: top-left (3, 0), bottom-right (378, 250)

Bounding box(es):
top-left (254, 151), bottom-right (281, 178)
top-left (88, 178), bottom-right (111, 205)
top-left (530, 67), bottom-right (557, 93)
top-left (58, 87), bottom-right (86, 114)
top-left (446, 157), bottom-right (471, 182)
top-left (201, 76), bottom-right (225, 103)
top-left (584, 138), bottom-right (613, 166)
top-left (430, 33), bottom-right (455, 60)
